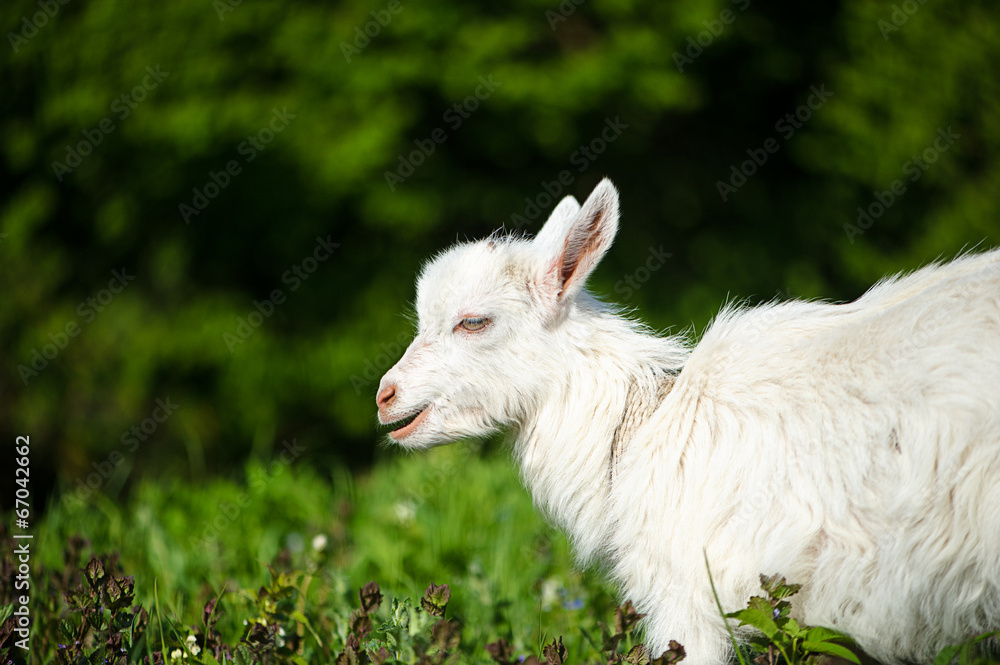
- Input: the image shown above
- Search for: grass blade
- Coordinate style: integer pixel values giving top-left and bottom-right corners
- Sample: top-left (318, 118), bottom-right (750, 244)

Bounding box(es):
top-left (705, 550), bottom-right (748, 665)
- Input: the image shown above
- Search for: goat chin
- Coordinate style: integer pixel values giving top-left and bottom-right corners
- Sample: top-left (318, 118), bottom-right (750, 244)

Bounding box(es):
top-left (378, 178), bottom-right (1000, 665)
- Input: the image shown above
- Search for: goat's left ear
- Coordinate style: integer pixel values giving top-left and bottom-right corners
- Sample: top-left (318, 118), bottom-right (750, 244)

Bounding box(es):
top-left (537, 178), bottom-right (619, 307)
top-left (534, 194), bottom-right (581, 255)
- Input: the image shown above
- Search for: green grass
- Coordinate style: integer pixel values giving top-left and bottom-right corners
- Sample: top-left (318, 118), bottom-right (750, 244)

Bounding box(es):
top-left (4, 442), bottom-right (620, 664)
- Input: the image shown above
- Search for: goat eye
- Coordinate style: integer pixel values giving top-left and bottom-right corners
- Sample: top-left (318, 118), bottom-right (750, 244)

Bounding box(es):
top-left (458, 317), bottom-right (490, 332)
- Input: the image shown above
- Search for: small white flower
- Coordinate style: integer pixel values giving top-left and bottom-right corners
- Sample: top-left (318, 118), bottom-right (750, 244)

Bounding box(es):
top-left (540, 578), bottom-right (561, 612)
top-left (170, 648), bottom-right (183, 660)
top-left (394, 500), bottom-right (417, 524)
top-left (185, 635), bottom-right (201, 656)
top-left (312, 534), bottom-right (328, 551)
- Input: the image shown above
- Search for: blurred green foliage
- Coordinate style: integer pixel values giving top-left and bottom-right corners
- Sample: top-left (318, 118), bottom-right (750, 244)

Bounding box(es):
top-left (1, 0), bottom-right (998, 500)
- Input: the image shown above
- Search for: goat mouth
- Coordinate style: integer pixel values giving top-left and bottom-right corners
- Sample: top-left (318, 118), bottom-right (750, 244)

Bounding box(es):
top-left (388, 406), bottom-right (430, 440)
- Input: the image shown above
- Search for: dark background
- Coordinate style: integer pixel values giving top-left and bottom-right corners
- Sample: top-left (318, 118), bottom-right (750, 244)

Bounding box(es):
top-left (2, 0), bottom-right (998, 510)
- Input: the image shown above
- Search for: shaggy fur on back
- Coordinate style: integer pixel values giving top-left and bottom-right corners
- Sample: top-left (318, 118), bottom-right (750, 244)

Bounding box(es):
top-left (376, 179), bottom-right (1000, 665)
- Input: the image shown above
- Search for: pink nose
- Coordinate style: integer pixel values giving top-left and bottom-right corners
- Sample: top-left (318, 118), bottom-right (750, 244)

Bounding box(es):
top-left (376, 385), bottom-right (396, 413)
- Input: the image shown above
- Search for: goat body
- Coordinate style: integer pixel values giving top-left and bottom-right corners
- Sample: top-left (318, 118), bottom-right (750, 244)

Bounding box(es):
top-left (377, 179), bottom-right (1000, 664)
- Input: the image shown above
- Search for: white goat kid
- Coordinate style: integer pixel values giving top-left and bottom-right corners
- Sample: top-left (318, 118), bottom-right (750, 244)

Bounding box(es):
top-left (376, 178), bottom-right (1000, 665)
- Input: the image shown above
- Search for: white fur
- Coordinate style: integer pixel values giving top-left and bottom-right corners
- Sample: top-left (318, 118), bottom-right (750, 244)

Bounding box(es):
top-left (377, 179), bottom-right (1000, 664)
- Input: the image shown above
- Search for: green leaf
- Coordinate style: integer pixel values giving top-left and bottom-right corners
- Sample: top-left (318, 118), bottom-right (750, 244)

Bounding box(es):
top-left (805, 626), bottom-right (854, 644)
top-left (59, 619), bottom-right (76, 641)
top-left (743, 596), bottom-right (772, 613)
top-left (84, 557), bottom-right (106, 591)
top-left (363, 637), bottom-right (387, 654)
top-left (349, 607), bottom-right (372, 637)
top-left (802, 640), bottom-right (861, 664)
top-left (200, 652), bottom-right (222, 665)
top-left (232, 644), bottom-right (254, 665)
top-left (360, 582), bottom-right (383, 614)
top-left (649, 640), bottom-right (686, 665)
top-left (759, 574), bottom-right (802, 600)
top-left (336, 645), bottom-right (361, 665)
top-left (782, 618), bottom-right (806, 638)
top-left (772, 599), bottom-right (793, 620)
top-left (390, 597), bottom-right (411, 629)
top-left (964, 630), bottom-right (1000, 648)
top-left (932, 629), bottom-right (1000, 665)
top-left (602, 630), bottom-right (623, 653)
top-left (485, 639), bottom-right (514, 665)
top-left (542, 637), bottom-right (567, 665)
top-left (931, 644), bottom-right (963, 665)
top-left (431, 619), bottom-right (461, 652)
top-left (615, 601), bottom-right (646, 635)
top-left (420, 583), bottom-right (451, 617)
top-left (727, 608), bottom-right (780, 639)
top-left (625, 644), bottom-right (649, 665)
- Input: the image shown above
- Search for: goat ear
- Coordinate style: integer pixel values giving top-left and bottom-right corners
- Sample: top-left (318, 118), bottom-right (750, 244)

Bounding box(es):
top-left (546, 178), bottom-right (619, 303)
top-left (534, 194), bottom-right (581, 254)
